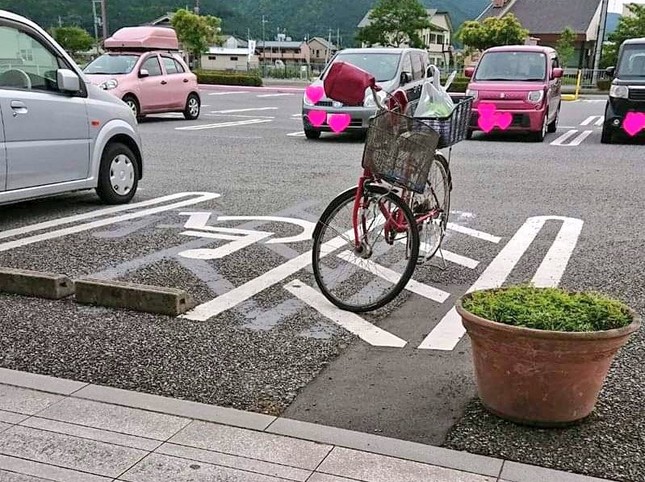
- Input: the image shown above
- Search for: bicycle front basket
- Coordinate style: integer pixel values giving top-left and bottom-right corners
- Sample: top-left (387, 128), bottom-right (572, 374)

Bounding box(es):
top-left (361, 109), bottom-right (440, 194)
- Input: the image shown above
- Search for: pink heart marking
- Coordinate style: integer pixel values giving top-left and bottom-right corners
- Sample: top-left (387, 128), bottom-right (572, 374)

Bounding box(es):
top-left (495, 112), bottom-right (513, 130)
top-left (307, 110), bottom-right (327, 127)
top-left (305, 85), bottom-right (325, 105)
top-left (477, 103), bottom-right (497, 133)
top-left (328, 113), bottom-right (351, 133)
top-left (623, 112), bottom-right (645, 137)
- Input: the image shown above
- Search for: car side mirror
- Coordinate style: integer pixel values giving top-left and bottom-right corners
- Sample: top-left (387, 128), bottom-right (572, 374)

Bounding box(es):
top-left (57, 69), bottom-right (80, 92)
top-left (605, 66), bottom-right (615, 77)
top-left (464, 67), bottom-right (475, 79)
top-left (552, 68), bottom-right (564, 79)
top-left (139, 69), bottom-right (150, 78)
top-left (400, 71), bottom-right (411, 85)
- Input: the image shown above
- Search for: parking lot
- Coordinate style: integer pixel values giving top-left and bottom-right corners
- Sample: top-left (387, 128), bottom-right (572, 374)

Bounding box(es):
top-left (1, 85), bottom-right (644, 481)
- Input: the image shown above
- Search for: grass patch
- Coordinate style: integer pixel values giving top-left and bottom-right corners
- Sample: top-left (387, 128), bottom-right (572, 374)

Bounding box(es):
top-left (461, 285), bottom-right (632, 332)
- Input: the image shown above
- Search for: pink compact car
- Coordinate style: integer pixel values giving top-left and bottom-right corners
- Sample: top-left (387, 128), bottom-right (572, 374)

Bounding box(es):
top-left (464, 45), bottom-right (563, 142)
top-left (84, 27), bottom-right (201, 120)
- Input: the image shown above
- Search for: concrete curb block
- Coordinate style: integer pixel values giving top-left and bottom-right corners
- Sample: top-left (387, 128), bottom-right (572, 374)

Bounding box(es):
top-left (74, 278), bottom-right (194, 316)
top-left (0, 268), bottom-right (74, 300)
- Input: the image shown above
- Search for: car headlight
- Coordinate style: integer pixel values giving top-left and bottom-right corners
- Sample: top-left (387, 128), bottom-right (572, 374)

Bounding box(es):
top-left (465, 88), bottom-right (478, 100)
top-left (364, 90), bottom-right (386, 108)
top-left (609, 85), bottom-right (628, 99)
top-left (100, 79), bottom-right (118, 90)
top-left (303, 92), bottom-right (315, 106)
top-left (527, 90), bottom-right (544, 103)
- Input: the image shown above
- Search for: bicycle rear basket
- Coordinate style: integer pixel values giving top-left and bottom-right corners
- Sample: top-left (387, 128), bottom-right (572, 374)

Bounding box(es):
top-left (410, 95), bottom-right (474, 148)
top-left (361, 109), bottom-right (440, 194)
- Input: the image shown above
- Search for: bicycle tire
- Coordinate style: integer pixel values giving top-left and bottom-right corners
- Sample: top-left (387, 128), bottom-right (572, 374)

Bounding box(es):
top-left (414, 153), bottom-right (451, 260)
top-left (312, 184), bottom-right (420, 313)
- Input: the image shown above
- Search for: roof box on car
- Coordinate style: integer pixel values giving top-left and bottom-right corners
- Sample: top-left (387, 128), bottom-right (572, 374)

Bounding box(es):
top-left (104, 26), bottom-right (179, 51)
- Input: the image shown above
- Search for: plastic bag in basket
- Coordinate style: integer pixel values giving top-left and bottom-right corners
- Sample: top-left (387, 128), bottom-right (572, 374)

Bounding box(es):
top-left (414, 66), bottom-right (454, 118)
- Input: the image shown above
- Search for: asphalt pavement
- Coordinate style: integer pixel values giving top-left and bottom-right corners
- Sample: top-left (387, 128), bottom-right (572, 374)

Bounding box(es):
top-left (0, 85), bottom-right (643, 481)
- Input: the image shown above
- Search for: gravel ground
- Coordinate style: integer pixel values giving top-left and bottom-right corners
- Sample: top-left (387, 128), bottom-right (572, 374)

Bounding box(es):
top-left (0, 292), bottom-right (353, 416)
top-left (443, 238), bottom-right (645, 482)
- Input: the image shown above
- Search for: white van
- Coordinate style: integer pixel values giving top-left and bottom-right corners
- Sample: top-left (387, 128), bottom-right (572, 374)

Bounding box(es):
top-left (0, 10), bottom-right (144, 205)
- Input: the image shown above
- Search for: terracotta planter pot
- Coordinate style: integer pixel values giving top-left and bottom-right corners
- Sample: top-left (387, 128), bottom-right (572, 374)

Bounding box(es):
top-left (456, 294), bottom-right (641, 427)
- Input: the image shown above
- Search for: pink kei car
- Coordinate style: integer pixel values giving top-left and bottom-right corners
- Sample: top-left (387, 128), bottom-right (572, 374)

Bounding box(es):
top-left (84, 27), bottom-right (201, 120)
top-left (464, 45), bottom-right (563, 141)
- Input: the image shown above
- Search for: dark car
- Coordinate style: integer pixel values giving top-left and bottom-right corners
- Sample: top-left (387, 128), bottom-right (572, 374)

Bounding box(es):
top-left (602, 37), bottom-right (645, 144)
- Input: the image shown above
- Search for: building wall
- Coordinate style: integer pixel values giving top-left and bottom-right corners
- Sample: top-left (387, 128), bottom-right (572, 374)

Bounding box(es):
top-left (201, 54), bottom-right (259, 71)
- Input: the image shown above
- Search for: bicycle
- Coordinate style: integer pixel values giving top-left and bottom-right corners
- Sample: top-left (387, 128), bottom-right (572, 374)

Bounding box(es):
top-left (311, 63), bottom-right (473, 313)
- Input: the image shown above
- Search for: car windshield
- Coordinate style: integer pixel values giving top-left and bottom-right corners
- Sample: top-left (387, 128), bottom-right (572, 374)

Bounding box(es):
top-left (616, 45), bottom-right (645, 79)
top-left (84, 54), bottom-right (140, 75)
top-left (474, 51), bottom-right (547, 81)
top-left (329, 52), bottom-right (401, 82)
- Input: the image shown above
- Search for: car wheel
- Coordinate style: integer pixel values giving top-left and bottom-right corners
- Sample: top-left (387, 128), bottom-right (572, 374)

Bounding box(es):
top-left (183, 93), bottom-right (200, 120)
top-left (466, 129), bottom-right (473, 140)
top-left (122, 95), bottom-right (140, 119)
top-left (601, 126), bottom-right (614, 144)
top-left (547, 104), bottom-right (560, 133)
top-left (533, 111), bottom-right (548, 142)
top-left (96, 142), bottom-right (139, 205)
top-left (304, 129), bottom-right (321, 140)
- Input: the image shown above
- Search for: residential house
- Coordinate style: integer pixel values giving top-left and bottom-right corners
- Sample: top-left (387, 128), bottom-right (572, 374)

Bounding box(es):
top-left (222, 35), bottom-right (248, 49)
top-left (476, 0), bottom-right (604, 68)
top-left (201, 47), bottom-right (259, 71)
top-left (256, 36), bottom-right (310, 66)
top-left (357, 9), bottom-right (454, 68)
top-left (307, 37), bottom-right (337, 65)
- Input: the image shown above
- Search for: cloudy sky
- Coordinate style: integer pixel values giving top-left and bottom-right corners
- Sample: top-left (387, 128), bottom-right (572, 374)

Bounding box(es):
top-left (609, 0), bottom-right (645, 13)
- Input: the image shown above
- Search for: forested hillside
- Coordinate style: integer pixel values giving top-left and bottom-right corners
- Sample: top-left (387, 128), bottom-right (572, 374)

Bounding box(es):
top-left (0, 0), bottom-right (488, 46)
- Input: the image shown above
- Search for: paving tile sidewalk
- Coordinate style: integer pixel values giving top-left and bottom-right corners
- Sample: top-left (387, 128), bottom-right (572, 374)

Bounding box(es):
top-left (0, 368), bottom-right (613, 482)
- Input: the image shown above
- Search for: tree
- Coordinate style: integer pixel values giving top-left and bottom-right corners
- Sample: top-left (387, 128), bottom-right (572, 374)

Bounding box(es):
top-left (457, 14), bottom-right (529, 52)
top-left (556, 27), bottom-right (576, 67)
top-left (171, 8), bottom-right (222, 69)
top-left (51, 26), bottom-right (94, 57)
top-left (604, 4), bottom-right (645, 67)
top-left (356, 0), bottom-right (433, 49)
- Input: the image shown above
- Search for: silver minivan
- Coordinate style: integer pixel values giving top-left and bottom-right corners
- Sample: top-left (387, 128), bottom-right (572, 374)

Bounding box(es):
top-left (0, 10), bottom-right (143, 206)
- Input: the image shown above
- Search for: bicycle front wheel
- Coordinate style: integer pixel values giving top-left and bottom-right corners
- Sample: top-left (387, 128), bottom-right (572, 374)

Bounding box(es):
top-left (312, 184), bottom-right (420, 313)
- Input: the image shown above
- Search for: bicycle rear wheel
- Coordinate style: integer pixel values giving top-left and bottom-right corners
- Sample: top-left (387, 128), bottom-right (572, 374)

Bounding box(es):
top-left (412, 153), bottom-right (451, 260)
top-left (312, 184), bottom-right (420, 313)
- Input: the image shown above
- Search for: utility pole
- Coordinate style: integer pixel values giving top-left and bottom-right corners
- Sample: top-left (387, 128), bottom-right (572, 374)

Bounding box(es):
top-left (261, 15), bottom-right (268, 74)
top-left (100, 0), bottom-right (108, 39)
top-left (592, 0), bottom-right (609, 83)
top-left (92, 0), bottom-right (100, 54)
top-left (325, 28), bottom-right (332, 63)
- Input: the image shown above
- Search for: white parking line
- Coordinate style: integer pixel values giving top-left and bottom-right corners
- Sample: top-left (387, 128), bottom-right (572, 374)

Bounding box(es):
top-left (287, 131), bottom-right (306, 137)
top-left (211, 107), bottom-right (278, 114)
top-left (0, 193), bottom-right (221, 252)
top-left (207, 114), bottom-right (275, 119)
top-left (208, 92), bottom-right (247, 96)
top-left (568, 130), bottom-right (593, 146)
top-left (418, 216), bottom-right (583, 351)
top-left (581, 115), bottom-right (604, 126)
top-left (337, 250), bottom-right (450, 303)
top-left (175, 119), bottom-right (272, 131)
top-left (284, 280), bottom-right (407, 348)
top-left (551, 129), bottom-right (594, 146)
top-left (446, 223), bottom-right (501, 243)
top-left (257, 93), bottom-right (294, 98)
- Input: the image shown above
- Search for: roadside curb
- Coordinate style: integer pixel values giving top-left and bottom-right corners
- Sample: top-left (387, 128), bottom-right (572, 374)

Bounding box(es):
top-left (0, 367), bottom-right (614, 482)
top-left (0, 268), bottom-right (193, 316)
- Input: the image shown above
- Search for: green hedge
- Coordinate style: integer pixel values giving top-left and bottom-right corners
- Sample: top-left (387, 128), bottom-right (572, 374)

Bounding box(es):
top-left (195, 70), bottom-right (262, 87)
top-left (597, 79), bottom-right (611, 92)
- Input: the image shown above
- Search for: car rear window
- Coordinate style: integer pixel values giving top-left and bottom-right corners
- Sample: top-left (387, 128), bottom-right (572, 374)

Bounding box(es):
top-left (475, 51), bottom-right (547, 82)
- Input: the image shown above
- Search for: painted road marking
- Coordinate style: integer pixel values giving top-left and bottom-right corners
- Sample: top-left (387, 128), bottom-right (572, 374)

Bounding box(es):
top-left (211, 107), bottom-right (278, 114)
top-left (207, 114), bottom-right (275, 119)
top-left (208, 91), bottom-right (246, 96)
top-left (550, 129), bottom-right (593, 146)
top-left (287, 131), bottom-right (306, 137)
top-left (418, 216), bottom-right (584, 351)
top-left (446, 223), bottom-right (501, 243)
top-left (581, 115), bottom-right (604, 126)
top-left (176, 119), bottom-right (272, 131)
top-left (284, 280), bottom-right (407, 348)
top-left (257, 93), bottom-right (294, 98)
top-left (337, 250), bottom-right (450, 303)
top-left (431, 247), bottom-right (479, 269)
top-left (0, 193), bottom-right (221, 253)
top-left (179, 229), bottom-right (273, 260)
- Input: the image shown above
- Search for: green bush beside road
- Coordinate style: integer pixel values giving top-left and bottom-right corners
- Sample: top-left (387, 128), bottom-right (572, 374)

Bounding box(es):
top-left (195, 70), bottom-right (263, 87)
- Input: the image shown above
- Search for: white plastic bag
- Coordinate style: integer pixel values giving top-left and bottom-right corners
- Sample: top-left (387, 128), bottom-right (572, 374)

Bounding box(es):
top-left (414, 66), bottom-right (455, 118)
